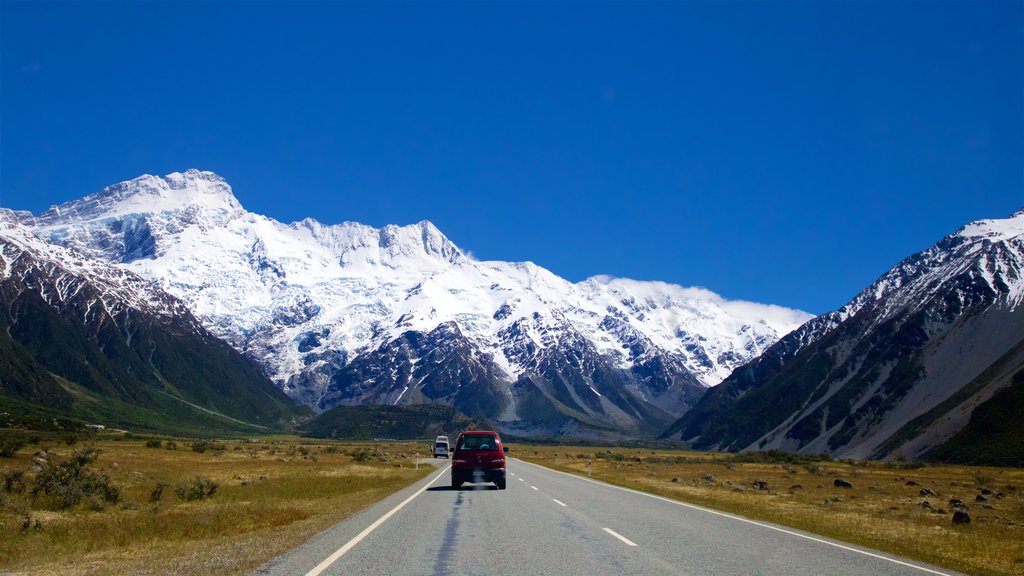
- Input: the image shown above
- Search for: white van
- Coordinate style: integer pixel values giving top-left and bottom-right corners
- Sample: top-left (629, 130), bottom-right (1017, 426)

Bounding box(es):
top-left (433, 435), bottom-right (449, 458)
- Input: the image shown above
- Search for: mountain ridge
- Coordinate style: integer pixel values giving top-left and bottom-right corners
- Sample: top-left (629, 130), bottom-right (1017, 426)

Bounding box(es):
top-left (0, 211), bottom-right (308, 435)
top-left (661, 207), bottom-right (1024, 462)
top-left (20, 169), bottom-right (812, 438)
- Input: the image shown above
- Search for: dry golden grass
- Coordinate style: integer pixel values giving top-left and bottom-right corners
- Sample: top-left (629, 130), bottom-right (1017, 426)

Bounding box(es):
top-left (0, 436), bottom-right (435, 575)
top-left (515, 445), bottom-right (1024, 576)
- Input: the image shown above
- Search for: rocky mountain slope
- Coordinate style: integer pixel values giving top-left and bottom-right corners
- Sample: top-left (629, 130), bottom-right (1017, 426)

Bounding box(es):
top-left (662, 209), bottom-right (1024, 463)
top-left (0, 210), bottom-right (306, 435)
top-left (18, 169), bottom-right (811, 438)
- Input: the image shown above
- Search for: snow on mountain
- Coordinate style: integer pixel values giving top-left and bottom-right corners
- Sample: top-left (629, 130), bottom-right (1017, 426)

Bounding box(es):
top-left (1, 208), bottom-right (196, 325)
top-left (21, 170), bottom-right (812, 434)
top-left (663, 207), bottom-right (1024, 459)
top-left (0, 207), bottom-right (304, 431)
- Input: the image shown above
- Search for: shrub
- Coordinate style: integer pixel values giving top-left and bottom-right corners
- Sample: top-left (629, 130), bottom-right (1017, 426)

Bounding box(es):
top-left (0, 433), bottom-right (28, 458)
top-left (62, 434), bottom-right (79, 446)
top-left (145, 439), bottom-right (163, 449)
top-left (175, 476), bottom-right (218, 501)
top-left (191, 440), bottom-right (225, 454)
top-left (31, 448), bottom-right (120, 510)
top-left (4, 469), bottom-right (27, 494)
top-left (149, 482), bottom-right (167, 502)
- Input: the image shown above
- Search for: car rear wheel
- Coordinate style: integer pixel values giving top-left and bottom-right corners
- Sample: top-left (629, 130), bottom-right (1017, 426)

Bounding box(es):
top-left (452, 479), bottom-right (462, 489)
top-left (496, 480), bottom-right (506, 490)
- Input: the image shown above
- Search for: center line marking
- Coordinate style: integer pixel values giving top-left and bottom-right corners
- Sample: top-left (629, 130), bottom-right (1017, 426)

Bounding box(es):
top-left (518, 478), bottom-right (524, 482)
top-left (515, 459), bottom-right (953, 576)
top-left (552, 499), bottom-right (567, 507)
top-left (531, 485), bottom-right (539, 490)
top-left (603, 527), bottom-right (638, 547)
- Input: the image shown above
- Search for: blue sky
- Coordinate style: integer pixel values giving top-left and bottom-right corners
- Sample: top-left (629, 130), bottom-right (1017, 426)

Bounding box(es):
top-left (2, 1), bottom-right (1021, 315)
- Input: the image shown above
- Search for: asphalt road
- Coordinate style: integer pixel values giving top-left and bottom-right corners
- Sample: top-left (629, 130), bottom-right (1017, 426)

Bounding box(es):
top-left (253, 458), bottom-right (965, 576)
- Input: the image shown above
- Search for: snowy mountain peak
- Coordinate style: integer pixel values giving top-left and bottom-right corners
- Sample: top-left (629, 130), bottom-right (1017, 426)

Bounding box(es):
top-left (32, 169), bottom-right (241, 227)
top-left (378, 220), bottom-right (464, 263)
top-left (954, 207), bottom-right (1024, 243)
top-left (18, 170), bottom-right (815, 435)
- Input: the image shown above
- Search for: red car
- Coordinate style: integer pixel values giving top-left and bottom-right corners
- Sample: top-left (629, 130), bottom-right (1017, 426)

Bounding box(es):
top-left (451, 430), bottom-right (508, 490)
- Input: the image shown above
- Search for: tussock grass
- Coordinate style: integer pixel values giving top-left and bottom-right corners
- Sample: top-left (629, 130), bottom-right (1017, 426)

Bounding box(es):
top-left (517, 446), bottom-right (1024, 576)
top-left (0, 435), bottom-right (434, 575)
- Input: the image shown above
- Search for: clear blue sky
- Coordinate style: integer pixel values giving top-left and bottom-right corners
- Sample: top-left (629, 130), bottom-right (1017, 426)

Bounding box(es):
top-left (2, 1), bottom-right (1021, 314)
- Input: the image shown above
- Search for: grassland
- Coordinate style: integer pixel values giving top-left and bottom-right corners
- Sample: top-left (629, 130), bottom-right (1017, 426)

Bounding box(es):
top-left (3, 433), bottom-right (1022, 576)
top-left (515, 445), bottom-right (1024, 576)
top-left (0, 432), bottom-right (435, 575)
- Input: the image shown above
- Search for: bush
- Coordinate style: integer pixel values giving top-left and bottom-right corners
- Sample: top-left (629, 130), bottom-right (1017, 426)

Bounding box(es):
top-left (0, 433), bottom-right (28, 458)
top-left (191, 440), bottom-right (225, 454)
top-left (31, 448), bottom-right (120, 510)
top-left (4, 469), bottom-right (27, 494)
top-left (149, 482), bottom-right (167, 502)
top-left (175, 476), bottom-right (218, 501)
top-left (145, 439), bottom-right (163, 449)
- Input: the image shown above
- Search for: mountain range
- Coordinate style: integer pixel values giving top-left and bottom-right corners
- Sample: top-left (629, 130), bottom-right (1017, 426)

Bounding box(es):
top-left (10, 169), bottom-right (811, 439)
top-left (662, 208), bottom-right (1024, 465)
top-left (0, 208), bottom-right (307, 435)
top-left (7, 169), bottom-right (1020, 462)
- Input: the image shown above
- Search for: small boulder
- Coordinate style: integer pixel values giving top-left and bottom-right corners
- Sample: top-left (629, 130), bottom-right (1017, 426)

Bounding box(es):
top-left (905, 480), bottom-right (919, 486)
top-left (952, 510), bottom-right (971, 524)
top-left (949, 499), bottom-right (966, 509)
top-left (980, 487), bottom-right (993, 495)
top-left (975, 494), bottom-right (989, 503)
top-left (919, 500), bottom-right (934, 510)
top-left (919, 488), bottom-right (937, 497)
top-left (789, 484), bottom-right (803, 491)
top-left (834, 479), bottom-right (853, 489)
top-left (752, 479), bottom-right (769, 491)
top-left (702, 473), bottom-right (716, 482)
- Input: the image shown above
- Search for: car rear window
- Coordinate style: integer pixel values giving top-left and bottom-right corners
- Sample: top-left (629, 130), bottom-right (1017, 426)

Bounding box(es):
top-left (457, 435), bottom-right (500, 451)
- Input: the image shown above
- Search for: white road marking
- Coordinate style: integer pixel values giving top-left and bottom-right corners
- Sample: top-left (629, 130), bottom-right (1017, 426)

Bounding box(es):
top-left (552, 499), bottom-right (567, 507)
top-left (304, 466), bottom-right (450, 576)
top-left (515, 459), bottom-right (954, 576)
top-left (531, 485), bottom-right (539, 490)
top-left (518, 477), bottom-right (525, 482)
top-left (603, 527), bottom-right (638, 547)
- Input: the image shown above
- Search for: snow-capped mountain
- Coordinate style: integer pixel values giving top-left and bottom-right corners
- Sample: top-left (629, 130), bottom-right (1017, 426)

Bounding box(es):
top-left (663, 208), bottom-right (1024, 462)
top-left (0, 210), bottom-right (302, 432)
top-left (20, 169), bottom-right (812, 438)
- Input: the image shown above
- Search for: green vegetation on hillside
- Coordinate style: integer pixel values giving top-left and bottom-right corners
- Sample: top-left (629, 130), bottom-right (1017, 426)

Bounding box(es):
top-left (301, 403), bottom-right (494, 440)
top-left (928, 368), bottom-right (1024, 467)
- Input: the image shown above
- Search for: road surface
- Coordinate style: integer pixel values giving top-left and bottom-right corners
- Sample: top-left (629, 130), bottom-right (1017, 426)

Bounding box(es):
top-left (253, 458), bottom-right (964, 576)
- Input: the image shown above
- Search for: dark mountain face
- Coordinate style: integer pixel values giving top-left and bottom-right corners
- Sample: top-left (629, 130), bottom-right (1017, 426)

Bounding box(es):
top-left (662, 210), bottom-right (1024, 463)
top-left (0, 218), bottom-right (306, 435)
top-left (313, 317), bottom-right (686, 440)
